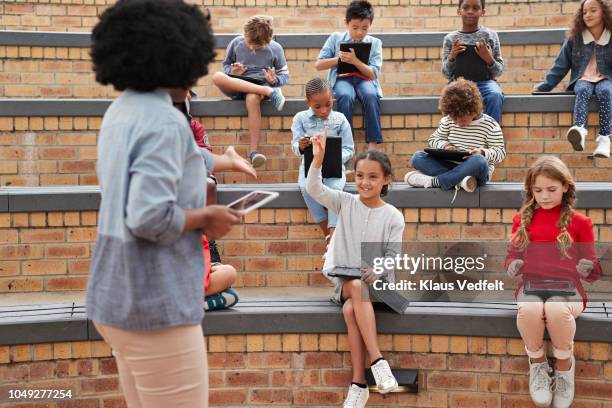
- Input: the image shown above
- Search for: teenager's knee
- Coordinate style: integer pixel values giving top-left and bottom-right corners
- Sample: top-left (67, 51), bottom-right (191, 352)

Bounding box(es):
top-left (245, 93), bottom-right (262, 105)
top-left (211, 71), bottom-right (226, 85)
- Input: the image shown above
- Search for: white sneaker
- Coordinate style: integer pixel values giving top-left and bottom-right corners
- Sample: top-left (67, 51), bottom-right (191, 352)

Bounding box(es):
top-left (459, 176), bottom-right (477, 192)
top-left (343, 384), bottom-right (369, 408)
top-left (529, 359), bottom-right (553, 407)
top-left (370, 359), bottom-right (398, 394)
top-left (552, 356), bottom-right (575, 408)
top-left (593, 135), bottom-right (611, 158)
top-left (404, 171), bottom-right (434, 188)
top-left (567, 125), bottom-right (587, 151)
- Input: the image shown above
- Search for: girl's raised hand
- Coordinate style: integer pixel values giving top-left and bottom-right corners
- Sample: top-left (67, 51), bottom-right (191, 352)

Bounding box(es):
top-left (576, 258), bottom-right (594, 278)
top-left (311, 127), bottom-right (328, 166)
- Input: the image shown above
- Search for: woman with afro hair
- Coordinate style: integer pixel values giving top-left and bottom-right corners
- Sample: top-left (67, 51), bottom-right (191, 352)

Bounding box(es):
top-left (86, 1), bottom-right (255, 406)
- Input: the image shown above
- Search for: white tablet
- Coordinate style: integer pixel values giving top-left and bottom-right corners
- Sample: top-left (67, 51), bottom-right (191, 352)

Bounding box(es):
top-left (226, 191), bottom-right (279, 214)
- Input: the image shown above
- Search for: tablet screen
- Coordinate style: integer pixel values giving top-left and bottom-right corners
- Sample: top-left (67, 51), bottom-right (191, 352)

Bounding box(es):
top-left (227, 191), bottom-right (279, 213)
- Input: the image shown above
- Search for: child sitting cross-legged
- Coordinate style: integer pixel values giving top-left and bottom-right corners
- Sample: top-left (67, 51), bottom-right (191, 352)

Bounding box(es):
top-left (212, 15), bottom-right (288, 167)
top-left (405, 78), bottom-right (505, 197)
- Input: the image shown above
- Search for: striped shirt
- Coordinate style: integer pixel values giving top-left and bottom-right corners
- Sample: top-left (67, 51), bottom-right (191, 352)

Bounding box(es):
top-left (428, 114), bottom-right (505, 177)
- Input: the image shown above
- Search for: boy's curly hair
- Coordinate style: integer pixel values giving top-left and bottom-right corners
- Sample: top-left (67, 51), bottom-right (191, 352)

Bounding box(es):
top-left (438, 78), bottom-right (483, 119)
top-left (91, 0), bottom-right (216, 92)
top-left (568, 0), bottom-right (612, 39)
top-left (244, 15), bottom-right (274, 47)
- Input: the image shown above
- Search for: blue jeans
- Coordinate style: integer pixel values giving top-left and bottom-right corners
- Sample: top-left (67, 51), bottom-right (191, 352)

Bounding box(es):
top-left (573, 79), bottom-right (612, 136)
top-left (298, 166), bottom-right (346, 228)
top-left (477, 80), bottom-right (504, 124)
top-left (334, 77), bottom-right (382, 143)
top-left (411, 151), bottom-right (489, 191)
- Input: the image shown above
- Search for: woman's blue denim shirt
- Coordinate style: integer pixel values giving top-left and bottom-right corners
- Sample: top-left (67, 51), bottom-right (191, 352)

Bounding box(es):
top-left (536, 29), bottom-right (612, 91)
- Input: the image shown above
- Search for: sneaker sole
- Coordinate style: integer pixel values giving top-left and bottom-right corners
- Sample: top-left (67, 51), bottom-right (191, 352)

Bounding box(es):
top-left (462, 177), bottom-right (477, 192)
top-left (276, 98), bottom-right (285, 111)
top-left (567, 129), bottom-right (584, 151)
top-left (593, 151), bottom-right (611, 158)
top-left (251, 155), bottom-right (267, 168)
top-left (377, 380), bottom-right (399, 395)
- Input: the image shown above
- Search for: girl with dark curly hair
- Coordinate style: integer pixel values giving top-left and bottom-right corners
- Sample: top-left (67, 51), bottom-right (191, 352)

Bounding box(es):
top-left (505, 156), bottom-right (601, 408)
top-left (405, 78), bottom-right (505, 201)
top-left (535, 0), bottom-right (612, 158)
top-left (86, 1), bottom-right (255, 406)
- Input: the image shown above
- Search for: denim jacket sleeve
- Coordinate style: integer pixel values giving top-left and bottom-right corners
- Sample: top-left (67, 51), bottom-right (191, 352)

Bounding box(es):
top-left (339, 114), bottom-right (355, 164)
top-left (290, 112), bottom-right (306, 157)
top-left (536, 38), bottom-right (573, 91)
top-left (368, 38), bottom-right (383, 79)
top-left (318, 32), bottom-right (339, 59)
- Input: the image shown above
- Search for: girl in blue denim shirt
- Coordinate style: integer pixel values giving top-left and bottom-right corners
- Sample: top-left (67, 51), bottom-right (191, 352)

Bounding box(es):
top-left (291, 77), bottom-right (355, 242)
top-left (535, 0), bottom-right (612, 158)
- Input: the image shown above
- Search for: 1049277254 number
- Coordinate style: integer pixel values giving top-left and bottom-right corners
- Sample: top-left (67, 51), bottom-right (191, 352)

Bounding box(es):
top-left (8, 389), bottom-right (73, 399)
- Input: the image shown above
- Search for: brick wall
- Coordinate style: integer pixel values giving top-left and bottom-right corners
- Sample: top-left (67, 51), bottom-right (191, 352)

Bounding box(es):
top-left (1, 112), bottom-right (611, 187)
top-left (2, 335), bottom-right (611, 407)
top-left (0, 1), bottom-right (578, 32)
top-left (2, 207), bottom-right (612, 293)
top-left (0, 44), bottom-right (566, 98)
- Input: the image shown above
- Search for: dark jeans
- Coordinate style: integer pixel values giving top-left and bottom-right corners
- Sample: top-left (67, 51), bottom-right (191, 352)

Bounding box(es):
top-left (411, 151), bottom-right (489, 190)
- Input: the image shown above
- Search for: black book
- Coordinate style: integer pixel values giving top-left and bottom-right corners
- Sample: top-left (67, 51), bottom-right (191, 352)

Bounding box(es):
top-left (453, 44), bottom-right (490, 82)
top-left (303, 137), bottom-right (342, 178)
top-left (337, 42), bottom-right (372, 75)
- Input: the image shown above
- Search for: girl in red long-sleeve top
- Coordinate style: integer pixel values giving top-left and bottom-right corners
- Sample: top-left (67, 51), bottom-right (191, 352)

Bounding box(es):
top-left (505, 155), bottom-right (601, 408)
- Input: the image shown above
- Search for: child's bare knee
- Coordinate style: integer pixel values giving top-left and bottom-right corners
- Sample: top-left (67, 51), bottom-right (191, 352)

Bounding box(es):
top-left (211, 71), bottom-right (225, 84)
top-left (245, 93), bottom-right (261, 104)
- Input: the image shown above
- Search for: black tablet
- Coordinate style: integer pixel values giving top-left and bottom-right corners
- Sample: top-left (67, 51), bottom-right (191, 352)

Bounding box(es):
top-left (303, 137), bottom-right (343, 178)
top-left (524, 279), bottom-right (576, 298)
top-left (228, 74), bottom-right (265, 85)
top-left (453, 44), bottom-right (490, 82)
top-left (327, 267), bottom-right (362, 279)
top-left (337, 42), bottom-right (372, 75)
top-left (424, 147), bottom-right (470, 161)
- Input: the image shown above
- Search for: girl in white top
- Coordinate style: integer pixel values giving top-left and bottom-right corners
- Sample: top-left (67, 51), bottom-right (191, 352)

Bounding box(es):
top-left (306, 131), bottom-right (404, 408)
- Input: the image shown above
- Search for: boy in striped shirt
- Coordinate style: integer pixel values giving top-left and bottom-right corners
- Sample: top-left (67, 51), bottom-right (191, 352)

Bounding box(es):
top-left (405, 78), bottom-right (505, 193)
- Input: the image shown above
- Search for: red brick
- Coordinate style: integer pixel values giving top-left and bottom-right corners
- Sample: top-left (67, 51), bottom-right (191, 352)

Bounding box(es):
top-left (46, 277), bottom-right (88, 291)
top-left (57, 399), bottom-right (100, 408)
top-left (449, 355), bottom-right (501, 372)
top-left (80, 377), bottom-right (119, 394)
top-left (249, 389), bottom-right (293, 405)
top-left (398, 353), bottom-right (447, 370)
top-left (271, 369), bottom-right (320, 387)
top-left (226, 371), bottom-right (269, 387)
top-left (247, 352), bottom-right (291, 369)
top-left (209, 390), bottom-right (247, 406)
top-left (28, 361), bottom-right (54, 380)
top-left (298, 352), bottom-right (343, 368)
top-left (427, 372), bottom-right (477, 390)
top-left (575, 380), bottom-right (612, 399)
top-left (322, 369), bottom-right (352, 386)
top-left (293, 389), bottom-right (343, 405)
top-left (99, 358), bottom-right (117, 375)
top-left (207, 353), bottom-right (245, 369)
top-left (267, 241), bottom-right (308, 254)
top-left (450, 392), bottom-right (501, 408)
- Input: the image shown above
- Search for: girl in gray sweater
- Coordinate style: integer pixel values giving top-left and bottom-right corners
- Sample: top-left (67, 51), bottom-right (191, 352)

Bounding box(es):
top-left (306, 131), bottom-right (404, 408)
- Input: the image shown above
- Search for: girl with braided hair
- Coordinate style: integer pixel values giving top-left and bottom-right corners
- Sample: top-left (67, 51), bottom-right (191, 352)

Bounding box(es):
top-left (291, 77), bottom-right (355, 242)
top-left (505, 156), bottom-right (601, 408)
